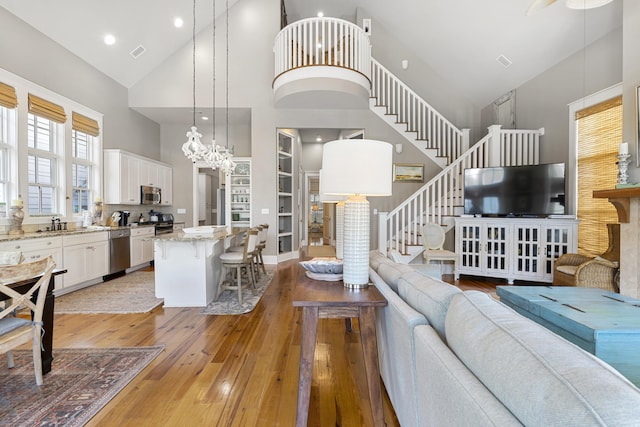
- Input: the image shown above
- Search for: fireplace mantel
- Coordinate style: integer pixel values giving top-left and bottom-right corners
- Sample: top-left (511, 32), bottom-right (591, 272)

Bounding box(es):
top-left (593, 188), bottom-right (640, 223)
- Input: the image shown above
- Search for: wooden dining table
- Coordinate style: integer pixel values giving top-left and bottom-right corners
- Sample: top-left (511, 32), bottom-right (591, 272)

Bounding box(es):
top-left (292, 267), bottom-right (388, 427)
top-left (1, 268), bottom-right (66, 374)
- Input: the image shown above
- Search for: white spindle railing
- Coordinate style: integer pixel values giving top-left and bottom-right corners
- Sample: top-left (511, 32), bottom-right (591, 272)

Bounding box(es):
top-left (273, 17), bottom-right (371, 82)
top-left (370, 59), bottom-right (466, 164)
top-left (380, 126), bottom-right (545, 255)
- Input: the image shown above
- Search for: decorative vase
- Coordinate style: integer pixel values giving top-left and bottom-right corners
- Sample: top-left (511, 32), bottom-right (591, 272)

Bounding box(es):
top-left (9, 204), bottom-right (24, 235)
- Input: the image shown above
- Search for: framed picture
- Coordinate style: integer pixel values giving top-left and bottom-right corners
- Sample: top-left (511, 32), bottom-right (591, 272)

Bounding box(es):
top-left (393, 163), bottom-right (424, 182)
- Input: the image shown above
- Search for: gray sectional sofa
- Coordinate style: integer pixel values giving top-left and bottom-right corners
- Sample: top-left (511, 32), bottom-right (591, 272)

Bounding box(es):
top-left (369, 251), bottom-right (640, 426)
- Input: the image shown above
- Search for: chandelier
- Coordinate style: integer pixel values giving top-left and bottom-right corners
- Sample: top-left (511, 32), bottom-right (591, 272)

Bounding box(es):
top-left (181, 0), bottom-right (235, 174)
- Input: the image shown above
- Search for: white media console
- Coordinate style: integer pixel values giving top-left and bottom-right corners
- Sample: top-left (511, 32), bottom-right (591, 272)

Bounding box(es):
top-left (454, 217), bottom-right (578, 284)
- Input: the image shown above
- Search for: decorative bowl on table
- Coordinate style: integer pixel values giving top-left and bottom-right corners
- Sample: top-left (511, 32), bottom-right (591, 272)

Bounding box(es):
top-left (299, 258), bottom-right (343, 281)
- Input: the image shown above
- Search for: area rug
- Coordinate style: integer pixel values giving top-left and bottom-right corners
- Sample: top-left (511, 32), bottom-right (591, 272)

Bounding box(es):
top-left (0, 346), bottom-right (164, 427)
top-left (55, 270), bottom-right (163, 314)
top-left (201, 266), bottom-right (275, 315)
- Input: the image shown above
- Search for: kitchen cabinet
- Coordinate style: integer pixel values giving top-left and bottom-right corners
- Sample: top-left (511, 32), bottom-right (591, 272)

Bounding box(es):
top-left (455, 217), bottom-right (578, 284)
top-left (103, 149), bottom-right (173, 206)
top-left (104, 150), bottom-right (140, 205)
top-left (139, 161), bottom-right (159, 187)
top-left (0, 237), bottom-right (63, 290)
top-left (62, 232), bottom-right (109, 288)
top-left (157, 164), bottom-right (173, 206)
top-left (130, 226), bottom-right (155, 267)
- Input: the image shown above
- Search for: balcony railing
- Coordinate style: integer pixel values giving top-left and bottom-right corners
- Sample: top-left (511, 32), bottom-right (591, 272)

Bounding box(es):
top-left (273, 17), bottom-right (371, 84)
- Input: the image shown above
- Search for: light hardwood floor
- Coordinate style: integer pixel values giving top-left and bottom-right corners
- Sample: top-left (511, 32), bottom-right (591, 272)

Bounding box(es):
top-left (50, 261), bottom-right (497, 427)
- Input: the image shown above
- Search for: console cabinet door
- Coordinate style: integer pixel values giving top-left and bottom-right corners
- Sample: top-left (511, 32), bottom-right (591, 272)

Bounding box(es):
top-left (456, 222), bottom-right (483, 275)
top-left (542, 225), bottom-right (575, 282)
top-left (513, 224), bottom-right (542, 280)
top-left (484, 223), bottom-right (509, 276)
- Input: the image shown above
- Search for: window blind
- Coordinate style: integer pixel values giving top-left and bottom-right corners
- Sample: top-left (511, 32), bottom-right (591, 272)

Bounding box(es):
top-left (575, 96), bottom-right (621, 257)
top-left (0, 82), bottom-right (18, 109)
top-left (28, 93), bottom-right (66, 124)
top-left (72, 111), bottom-right (99, 137)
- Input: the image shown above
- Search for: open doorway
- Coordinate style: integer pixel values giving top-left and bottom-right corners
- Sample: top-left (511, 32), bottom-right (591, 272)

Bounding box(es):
top-left (299, 128), bottom-right (364, 249)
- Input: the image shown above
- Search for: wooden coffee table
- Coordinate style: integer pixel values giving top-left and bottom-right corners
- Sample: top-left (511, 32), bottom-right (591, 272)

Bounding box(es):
top-left (497, 285), bottom-right (640, 386)
top-left (292, 269), bottom-right (387, 427)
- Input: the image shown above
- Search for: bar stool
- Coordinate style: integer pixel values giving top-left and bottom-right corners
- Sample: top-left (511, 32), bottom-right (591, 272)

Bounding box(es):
top-left (216, 228), bottom-right (259, 304)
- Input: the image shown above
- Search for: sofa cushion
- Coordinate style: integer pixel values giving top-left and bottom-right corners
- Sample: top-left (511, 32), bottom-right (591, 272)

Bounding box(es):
top-left (377, 262), bottom-right (414, 293)
top-left (446, 291), bottom-right (640, 426)
top-left (398, 271), bottom-right (461, 341)
top-left (414, 325), bottom-right (521, 426)
top-left (369, 250), bottom-right (391, 272)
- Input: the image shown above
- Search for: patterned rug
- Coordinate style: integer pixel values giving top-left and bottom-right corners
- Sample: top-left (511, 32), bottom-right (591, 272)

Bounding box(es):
top-left (0, 346), bottom-right (164, 426)
top-left (201, 266), bottom-right (275, 315)
top-left (55, 270), bottom-right (163, 314)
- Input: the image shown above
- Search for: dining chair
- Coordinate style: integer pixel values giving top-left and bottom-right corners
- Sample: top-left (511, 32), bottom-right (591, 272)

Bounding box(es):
top-left (422, 223), bottom-right (458, 275)
top-left (0, 256), bottom-right (56, 386)
top-left (216, 228), bottom-right (259, 304)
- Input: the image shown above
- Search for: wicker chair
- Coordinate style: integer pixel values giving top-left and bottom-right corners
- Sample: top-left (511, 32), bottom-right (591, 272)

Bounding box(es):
top-left (553, 223), bottom-right (620, 292)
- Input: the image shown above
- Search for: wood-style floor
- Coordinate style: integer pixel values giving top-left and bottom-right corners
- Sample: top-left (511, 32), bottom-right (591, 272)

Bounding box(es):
top-left (50, 259), bottom-right (498, 427)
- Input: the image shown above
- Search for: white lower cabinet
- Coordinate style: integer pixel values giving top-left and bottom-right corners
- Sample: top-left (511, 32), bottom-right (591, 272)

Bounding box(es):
top-left (62, 232), bottom-right (109, 288)
top-left (455, 217), bottom-right (578, 284)
top-left (130, 226), bottom-right (155, 267)
top-left (0, 236), bottom-right (64, 289)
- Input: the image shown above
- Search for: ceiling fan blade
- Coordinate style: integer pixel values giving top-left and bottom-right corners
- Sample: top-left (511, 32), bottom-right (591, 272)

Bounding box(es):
top-left (526, 0), bottom-right (558, 15)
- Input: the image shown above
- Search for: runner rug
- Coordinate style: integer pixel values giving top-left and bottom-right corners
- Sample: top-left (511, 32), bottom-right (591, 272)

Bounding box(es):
top-left (0, 346), bottom-right (164, 427)
top-left (201, 266), bottom-right (275, 315)
top-left (55, 270), bottom-right (163, 314)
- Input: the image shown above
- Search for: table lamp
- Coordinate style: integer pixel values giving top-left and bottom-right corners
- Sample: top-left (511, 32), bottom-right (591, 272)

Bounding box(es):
top-left (322, 140), bottom-right (392, 288)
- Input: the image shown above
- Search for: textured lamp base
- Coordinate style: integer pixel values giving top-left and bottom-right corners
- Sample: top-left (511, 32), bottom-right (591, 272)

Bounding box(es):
top-left (343, 195), bottom-right (369, 289)
top-left (336, 201), bottom-right (344, 260)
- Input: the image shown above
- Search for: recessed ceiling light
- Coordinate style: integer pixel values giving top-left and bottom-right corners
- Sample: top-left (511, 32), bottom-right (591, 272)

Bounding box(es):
top-left (104, 34), bottom-right (116, 46)
top-left (201, 116), bottom-right (209, 121)
top-left (317, 12), bottom-right (324, 17)
top-left (174, 17), bottom-right (184, 28)
top-left (316, 136), bottom-right (322, 142)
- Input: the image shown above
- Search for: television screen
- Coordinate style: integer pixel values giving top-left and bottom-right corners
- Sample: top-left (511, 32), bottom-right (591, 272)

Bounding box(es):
top-left (463, 163), bottom-right (566, 217)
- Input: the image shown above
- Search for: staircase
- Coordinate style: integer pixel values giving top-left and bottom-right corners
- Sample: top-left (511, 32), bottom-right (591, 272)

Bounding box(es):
top-left (369, 59), bottom-right (545, 263)
top-left (272, 16), bottom-right (546, 263)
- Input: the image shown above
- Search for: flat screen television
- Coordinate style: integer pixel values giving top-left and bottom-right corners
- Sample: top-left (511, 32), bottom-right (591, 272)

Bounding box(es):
top-left (463, 163), bottom-right (566, 217)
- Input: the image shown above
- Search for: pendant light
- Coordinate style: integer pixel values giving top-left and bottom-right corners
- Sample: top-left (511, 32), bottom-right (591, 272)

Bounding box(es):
top-left (182, 0), bottom-right (206, 162)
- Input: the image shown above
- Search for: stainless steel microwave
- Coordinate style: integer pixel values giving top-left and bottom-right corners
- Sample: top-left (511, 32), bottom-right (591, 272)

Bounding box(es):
top-left (141, 185), bottom-right (161, 205)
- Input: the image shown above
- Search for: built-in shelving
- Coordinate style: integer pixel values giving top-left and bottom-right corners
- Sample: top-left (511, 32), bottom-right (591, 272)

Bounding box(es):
top-left (277, 132), bottom-right (294, 256)
top-left (227, 158), bottom-right (251, 229)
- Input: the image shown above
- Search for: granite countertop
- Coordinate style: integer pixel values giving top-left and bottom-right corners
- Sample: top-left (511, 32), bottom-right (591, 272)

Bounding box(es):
top-left (154, 226), bottom-right (230, 242)
top-left (0, 223), bottom-right (155, 243)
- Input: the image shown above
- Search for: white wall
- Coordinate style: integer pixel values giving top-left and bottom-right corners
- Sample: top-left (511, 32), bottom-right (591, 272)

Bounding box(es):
top-left (0, 8), bottom-right (160, 159)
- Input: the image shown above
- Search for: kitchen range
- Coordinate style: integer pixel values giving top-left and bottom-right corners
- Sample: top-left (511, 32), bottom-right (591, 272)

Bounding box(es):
top-left (148, 211), bottom-right (174, 235)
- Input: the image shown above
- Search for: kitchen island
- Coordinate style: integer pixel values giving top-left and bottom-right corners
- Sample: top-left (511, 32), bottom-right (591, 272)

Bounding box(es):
top-left (153, 226), bottom-right (233, 307)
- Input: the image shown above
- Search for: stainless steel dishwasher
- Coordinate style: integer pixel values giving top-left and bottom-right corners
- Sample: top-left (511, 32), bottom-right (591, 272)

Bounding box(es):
top-left (107, 228), bottom-right (131, 276)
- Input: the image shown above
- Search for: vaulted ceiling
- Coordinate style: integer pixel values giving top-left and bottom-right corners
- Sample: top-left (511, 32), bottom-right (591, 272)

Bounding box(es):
top-left (0, 0), bottom-right (622, 107)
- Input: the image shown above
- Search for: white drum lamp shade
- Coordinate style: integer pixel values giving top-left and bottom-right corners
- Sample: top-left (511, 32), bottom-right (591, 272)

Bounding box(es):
top-left (322, 140), bottom-right (392, 288)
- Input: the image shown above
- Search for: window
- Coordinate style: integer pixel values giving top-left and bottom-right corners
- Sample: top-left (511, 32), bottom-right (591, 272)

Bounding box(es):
top-left (71, 129), bottom-right (94, 214)
top-left (575, 96), bottom-right (621, 257)
top-left (0, 106), bottom-right (16, 207)
top-left (27, 113), bottom-right (60, 215)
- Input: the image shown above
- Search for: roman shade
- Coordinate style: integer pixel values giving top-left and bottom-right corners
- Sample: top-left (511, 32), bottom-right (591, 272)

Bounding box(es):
top-left (0, 82), bottom-right (18, 109)
top-left (575, 95), bottom-right (621, 257)
top-left (28, 93), bottom-right (66, 124)
top-left (72, 111), bottom-right (99, 137)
